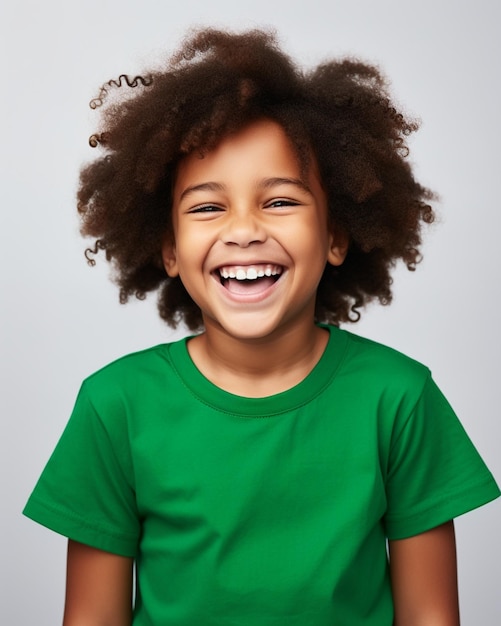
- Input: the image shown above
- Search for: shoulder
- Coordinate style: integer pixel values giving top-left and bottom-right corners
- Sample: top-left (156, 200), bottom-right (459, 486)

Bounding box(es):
top-left (79, 338), bottom-right (188, 409)
top-left (328, 326), bottom-right (432, 413)
top-left (85, 343), bottom-right (168, 383)
top-left (334, 326), bottom-right (430, 382)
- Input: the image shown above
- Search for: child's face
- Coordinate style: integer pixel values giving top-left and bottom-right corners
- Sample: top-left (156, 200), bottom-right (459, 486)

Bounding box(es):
top-left (163, 118), bottom-right (347, 341)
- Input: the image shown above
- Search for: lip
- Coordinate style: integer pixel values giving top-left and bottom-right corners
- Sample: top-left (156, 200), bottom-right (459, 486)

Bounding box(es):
top-left (210, 264), bottom-right (286, 304)
top-left (211, 260), bottom-right (285, 271)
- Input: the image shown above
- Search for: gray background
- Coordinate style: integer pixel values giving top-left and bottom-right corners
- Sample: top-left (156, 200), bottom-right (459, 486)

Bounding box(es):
top-left (2, 0), bottom-right (500, 623)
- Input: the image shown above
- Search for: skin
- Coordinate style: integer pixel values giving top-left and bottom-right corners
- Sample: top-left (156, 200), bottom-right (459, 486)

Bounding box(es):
top-left (63, 540), bottom-right (133, 626)
top-left (389, 521), bottom-right (460, 626)
top-left (63, 119), bottom-right (460, 624)
top-left (162, 119), bottom-right (347, 397)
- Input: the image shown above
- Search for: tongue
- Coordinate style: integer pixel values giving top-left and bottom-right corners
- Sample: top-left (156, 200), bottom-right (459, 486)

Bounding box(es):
top-left (225, 276), bottom-right (276, 295)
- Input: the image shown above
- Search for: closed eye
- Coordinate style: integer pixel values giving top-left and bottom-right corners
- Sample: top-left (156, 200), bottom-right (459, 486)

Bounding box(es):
top-left (188, 204), bottom-right (224, 214)
top-left (265, 198), bottom-right (302, 209)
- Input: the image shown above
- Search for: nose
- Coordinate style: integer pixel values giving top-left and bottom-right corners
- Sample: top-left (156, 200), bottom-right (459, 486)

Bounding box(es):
top-left (220, 208), bottom-right (267, 247)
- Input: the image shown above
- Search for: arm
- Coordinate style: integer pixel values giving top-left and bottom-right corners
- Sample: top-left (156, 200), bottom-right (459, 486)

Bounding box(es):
top-left (389, 520), bottom-right (460, 626)
top-left (63, 539), bottom-right (134, 626)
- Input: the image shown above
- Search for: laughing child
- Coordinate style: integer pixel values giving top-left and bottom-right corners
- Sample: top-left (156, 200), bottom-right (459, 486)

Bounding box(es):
top-left (24, 28), bottom-right (500, 625)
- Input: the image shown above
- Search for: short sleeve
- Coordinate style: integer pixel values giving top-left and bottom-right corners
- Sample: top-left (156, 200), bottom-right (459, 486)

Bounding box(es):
top-left (23, 382), bottom-right (140, 557)
top-left (384, 373), bottom-right (500, 539)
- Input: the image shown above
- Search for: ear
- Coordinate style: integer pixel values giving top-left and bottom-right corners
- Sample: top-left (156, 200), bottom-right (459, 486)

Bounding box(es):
top-left (161, 236), bottom-right (179, 278)
top-left (327, 225), bottom-right (349, 267)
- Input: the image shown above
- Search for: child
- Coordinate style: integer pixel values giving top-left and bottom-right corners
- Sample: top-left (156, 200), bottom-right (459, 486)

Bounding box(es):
top-left (24, 28), bottom-right (500, 625)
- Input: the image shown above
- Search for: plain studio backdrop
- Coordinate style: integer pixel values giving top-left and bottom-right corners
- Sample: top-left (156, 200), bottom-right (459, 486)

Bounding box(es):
top-left (2, 1), bottom-right (500, 623)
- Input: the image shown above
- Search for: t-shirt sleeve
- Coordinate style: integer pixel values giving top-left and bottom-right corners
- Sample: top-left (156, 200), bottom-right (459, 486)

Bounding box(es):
top-left (23, 381), bottom-right (140, 557)
top-left (384, 373), bottom-right (500, 540)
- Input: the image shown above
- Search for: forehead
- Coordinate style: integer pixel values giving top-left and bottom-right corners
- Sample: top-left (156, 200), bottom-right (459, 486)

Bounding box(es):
top-left (173, 119), bottom-right (308, 196)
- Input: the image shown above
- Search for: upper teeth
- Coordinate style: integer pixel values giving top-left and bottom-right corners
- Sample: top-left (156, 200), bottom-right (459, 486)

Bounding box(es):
top-left (219, 265), bottom-right (282, 280)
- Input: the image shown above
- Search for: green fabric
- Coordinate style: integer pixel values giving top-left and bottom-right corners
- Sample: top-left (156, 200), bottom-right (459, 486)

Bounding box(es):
top-left (23, 326), bottom-right (500, 625)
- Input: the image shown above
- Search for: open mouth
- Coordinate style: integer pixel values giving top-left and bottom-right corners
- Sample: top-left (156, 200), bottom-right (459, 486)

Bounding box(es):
top-left (216, 264), bottom-right (283, 295)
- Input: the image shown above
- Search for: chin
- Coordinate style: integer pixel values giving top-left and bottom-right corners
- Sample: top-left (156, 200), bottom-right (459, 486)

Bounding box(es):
top-left (206, 313), bottom-right (295, 343)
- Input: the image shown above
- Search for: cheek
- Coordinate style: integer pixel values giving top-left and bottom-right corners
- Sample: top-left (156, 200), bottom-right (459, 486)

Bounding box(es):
top-left (172, 229), bottom-right (213, 280)
top-left (286, 214), bottom-right (330, 255)
top-left (175, 230), bottom-right (206, 266)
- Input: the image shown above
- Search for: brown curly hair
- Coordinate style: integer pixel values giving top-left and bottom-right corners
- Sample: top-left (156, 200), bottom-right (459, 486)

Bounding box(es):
top-left (78, 27), bottom-right (434, 331)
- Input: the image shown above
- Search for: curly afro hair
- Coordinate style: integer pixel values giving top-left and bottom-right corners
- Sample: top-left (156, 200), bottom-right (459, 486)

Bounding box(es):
top-left (78, 27), bottom-right (435, 331)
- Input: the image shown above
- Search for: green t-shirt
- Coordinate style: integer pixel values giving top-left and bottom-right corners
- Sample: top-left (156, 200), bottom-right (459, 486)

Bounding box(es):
top-left (23, 326), bottom-right (500, 625)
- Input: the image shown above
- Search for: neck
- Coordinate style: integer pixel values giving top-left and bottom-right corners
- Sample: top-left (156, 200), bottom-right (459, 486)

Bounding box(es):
top-left (187, 321), bottom-right (329, 397)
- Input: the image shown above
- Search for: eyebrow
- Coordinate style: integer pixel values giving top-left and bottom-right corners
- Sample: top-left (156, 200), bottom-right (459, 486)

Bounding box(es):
top-left (179, 182), bottom-right (225, 202)
top-left (260, 177), bottom-right (311, 193)
top-left (178, 177), bottom-right (311, 202)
